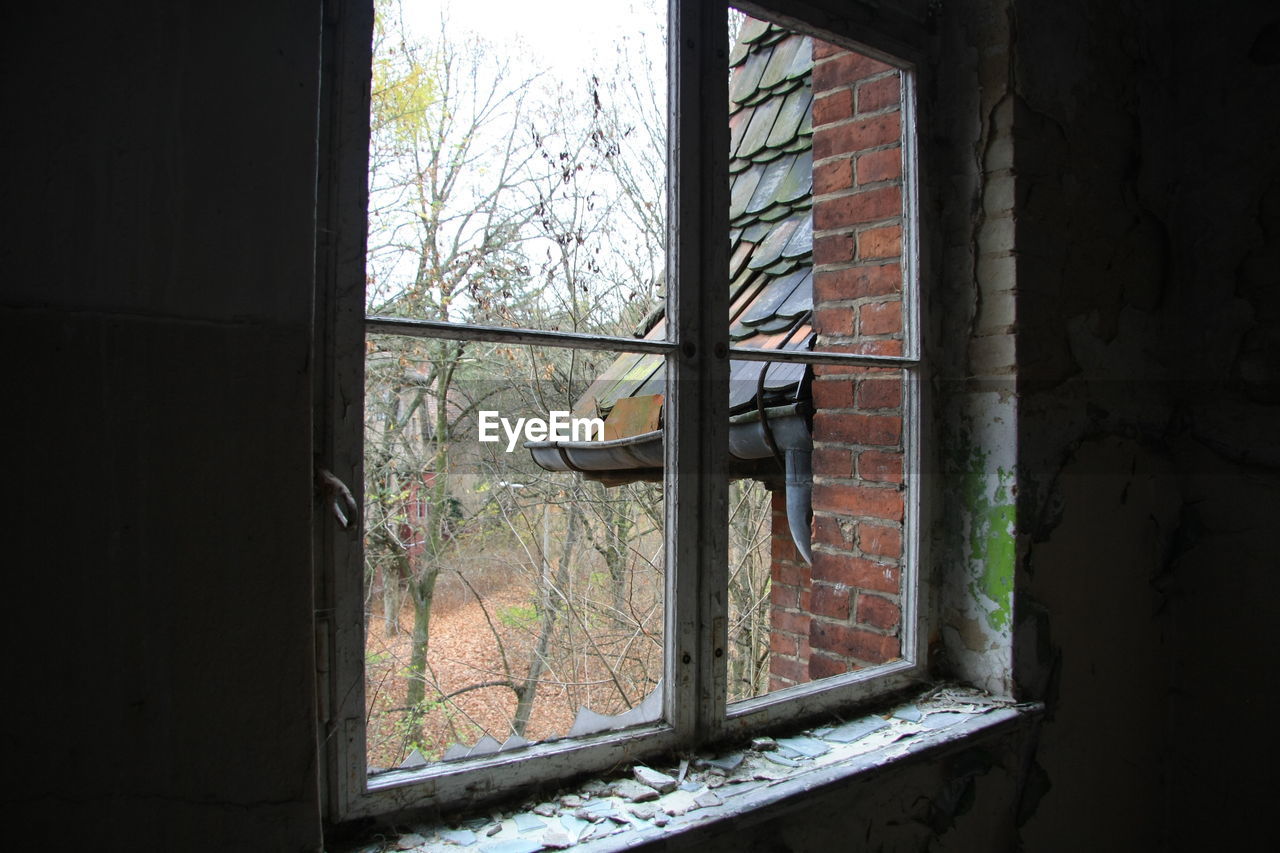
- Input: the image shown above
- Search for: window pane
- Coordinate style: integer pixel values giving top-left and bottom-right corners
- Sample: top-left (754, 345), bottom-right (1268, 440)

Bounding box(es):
top-left (723, 360), bottom-right (911, 703)
top-left (727, 16), bottom-right (908, 359)
top-left (366, 0), bottom-right (668, 340)
top-left (364, 337), bottom-right (665, 773)
top-left (725, 477), bottom-right (777, 701)
top-left (809, 38), bottom-right (907, 358)
top-left (724, 15), bottom-right (913, 702)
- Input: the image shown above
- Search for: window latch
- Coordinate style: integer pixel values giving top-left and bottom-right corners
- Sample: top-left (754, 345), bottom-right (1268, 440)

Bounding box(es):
top-left (317, 468), bottom-right (359, 530)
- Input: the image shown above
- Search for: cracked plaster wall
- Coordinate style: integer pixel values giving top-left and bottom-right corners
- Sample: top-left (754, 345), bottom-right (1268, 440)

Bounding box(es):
top-left (1011, 0), bottom-right (1278, 848)
top-left (931, 0), bottom-right (1020, 699)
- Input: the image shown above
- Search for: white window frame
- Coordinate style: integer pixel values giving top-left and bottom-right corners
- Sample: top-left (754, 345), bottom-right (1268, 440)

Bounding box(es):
top-left (314, 0), bottom-right (933, 823)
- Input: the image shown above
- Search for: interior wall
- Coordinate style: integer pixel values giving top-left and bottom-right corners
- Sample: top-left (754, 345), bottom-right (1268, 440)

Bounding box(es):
top-left (1012, 0), bottom-right (1279, 849)
top-left (1149, 1), bottom-right (1278, 845)
top-left (2, 2), bottom-right (324, 849)
top-left (3, 0), bottom-right (1275, 850)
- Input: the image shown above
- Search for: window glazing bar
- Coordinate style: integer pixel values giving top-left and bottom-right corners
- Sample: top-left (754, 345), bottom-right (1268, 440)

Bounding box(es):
top-left (726, 346), bottom-right (920, 367)
top-left (364, 316), bottom-right (679, 355)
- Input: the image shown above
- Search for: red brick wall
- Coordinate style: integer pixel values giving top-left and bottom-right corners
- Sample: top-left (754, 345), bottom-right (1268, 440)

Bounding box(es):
top-left (768, 38), bottom-right (907, 689)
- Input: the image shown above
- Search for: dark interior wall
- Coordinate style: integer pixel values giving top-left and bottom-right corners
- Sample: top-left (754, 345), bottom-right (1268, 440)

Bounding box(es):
top-left (3, 1), bottom-right (1275, 851)
top-left (2, 2), bottom-right (323, 849)
top-left (1154, 1), bottom-right (1279, 844)
top-left (1011, 0), bottom-right (1181, 847)
top-left (1012, 0), bottom-right (1278, 849)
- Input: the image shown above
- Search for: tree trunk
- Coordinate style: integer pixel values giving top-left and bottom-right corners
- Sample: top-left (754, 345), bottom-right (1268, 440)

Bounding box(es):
top-left (383, 553), bottom-right (409, 636)
top-left (403, 563), bottom-right (441, 744)
top-left (400, 351), bottom-right (456, 748)
top-left (604, 497), bottom-right (632, 619)
top-left (512, 503), bottom-right (581, 736)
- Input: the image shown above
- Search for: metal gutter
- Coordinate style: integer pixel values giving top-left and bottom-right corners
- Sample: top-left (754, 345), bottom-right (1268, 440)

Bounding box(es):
top-left (526, 404), bottom-right (813, 562)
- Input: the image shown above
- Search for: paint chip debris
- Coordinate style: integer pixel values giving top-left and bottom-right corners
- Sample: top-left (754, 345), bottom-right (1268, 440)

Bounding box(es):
top-left (482, 841), bottom-right (543, 853)
top-left (921, 711), bottom-right (972, 730)
top-left (437, 828), bottom-right (476, 846)
top-left (701, 751), bottom-right (745, 772)
top-left (368, 685), bottom-right (1015, 853)
top-left (694, 790), bottom-right (724, 809)
top-left (634, 766), bottom-right (678, 793)
top-left (512, 813), bottom-right (545, 833)
top-left (823, 716), bottom-right (891, 743)
top-left (613, 779), bottom-right (660, 802)
top-left (657, 789), bottom-right (699, 816)
top-left (775, 735), bottom-right (831, 758)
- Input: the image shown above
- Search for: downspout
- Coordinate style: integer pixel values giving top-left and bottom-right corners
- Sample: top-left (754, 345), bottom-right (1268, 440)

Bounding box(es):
top-left (756, 362), bottom-right (812, 565)
top-left (784, 448), bottom-right (813, 564)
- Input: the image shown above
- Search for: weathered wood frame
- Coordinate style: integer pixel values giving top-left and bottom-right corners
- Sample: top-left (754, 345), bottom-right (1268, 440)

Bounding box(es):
top-left (314, 0), bottom-right (934, 824)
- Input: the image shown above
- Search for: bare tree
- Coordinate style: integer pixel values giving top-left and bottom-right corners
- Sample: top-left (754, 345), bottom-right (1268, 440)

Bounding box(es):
top-left (362, 0), bottom-right (770, 766)
top-left (365, 0), bottom-right (553, 747)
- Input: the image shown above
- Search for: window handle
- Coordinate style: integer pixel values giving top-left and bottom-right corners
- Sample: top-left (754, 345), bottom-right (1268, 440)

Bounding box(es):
top-left (318, 468), bottom-right (359, 530)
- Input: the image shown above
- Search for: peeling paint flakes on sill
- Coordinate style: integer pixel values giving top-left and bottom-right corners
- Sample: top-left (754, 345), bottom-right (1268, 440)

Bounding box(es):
top-left (366, 686), bottom-right (1015, 853)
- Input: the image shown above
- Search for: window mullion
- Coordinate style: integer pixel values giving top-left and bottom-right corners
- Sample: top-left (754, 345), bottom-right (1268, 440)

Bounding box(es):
top-left (666, 0), bottom-right (731, 747)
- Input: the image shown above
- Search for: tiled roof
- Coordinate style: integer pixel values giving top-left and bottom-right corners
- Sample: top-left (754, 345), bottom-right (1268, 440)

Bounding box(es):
top-left (575, 19), bottom-right (814, 429)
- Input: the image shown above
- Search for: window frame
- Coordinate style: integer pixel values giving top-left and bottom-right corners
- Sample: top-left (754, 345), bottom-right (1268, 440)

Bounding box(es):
top-left (314, 0), bottom-right (934, 823)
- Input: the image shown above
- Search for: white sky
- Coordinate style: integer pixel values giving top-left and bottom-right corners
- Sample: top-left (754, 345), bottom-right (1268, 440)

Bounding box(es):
top-left (404, 0), bottom-right (666, 78)
top-left (371, 0), bottom-right (671, 322)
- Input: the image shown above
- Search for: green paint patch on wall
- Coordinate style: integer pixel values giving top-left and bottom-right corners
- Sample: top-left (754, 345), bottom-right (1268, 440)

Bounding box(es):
top-left (957, 437), bottom-right (1015, 632)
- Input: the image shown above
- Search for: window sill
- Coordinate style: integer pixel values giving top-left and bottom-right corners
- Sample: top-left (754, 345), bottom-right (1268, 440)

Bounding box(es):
top-left (341, 686), bottom-right (1041, 852)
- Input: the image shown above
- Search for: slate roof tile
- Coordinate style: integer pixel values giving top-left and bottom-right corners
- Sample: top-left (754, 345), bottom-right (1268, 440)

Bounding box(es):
top-left (730, 45), bottom-right (774, 104)
top-left (766, 89), bottom-right (813, 150)
top-left (736, 16), bottom-right (774, 47)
